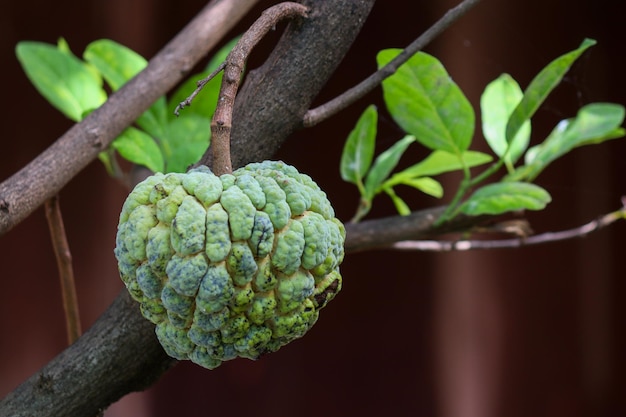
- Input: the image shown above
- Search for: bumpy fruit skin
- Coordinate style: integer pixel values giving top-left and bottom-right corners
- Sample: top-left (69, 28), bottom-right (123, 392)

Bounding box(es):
top-left (114, 161), bottom-right (344, 369)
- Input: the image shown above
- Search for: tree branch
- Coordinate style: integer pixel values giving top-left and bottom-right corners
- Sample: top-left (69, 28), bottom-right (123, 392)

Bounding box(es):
top-left (0, 290), bottom-right (176, 417)
top-left (344, 206), bottom-right (490, 253)
top-left (0, 0), bottom-right (260, 237)
top-left (390, 203), bottom-right (626, 251)
top-left (303, 0), bottom-right (484, 127)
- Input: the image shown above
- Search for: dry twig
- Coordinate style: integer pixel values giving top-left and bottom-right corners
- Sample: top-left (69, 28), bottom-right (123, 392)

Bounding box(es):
top-left (45, 195), bottom-right (81, 345)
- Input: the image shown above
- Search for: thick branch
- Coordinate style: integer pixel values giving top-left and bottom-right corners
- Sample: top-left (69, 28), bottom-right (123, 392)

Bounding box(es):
top-left (0, 291), bottom-right (175, 417)
top-left (344, 206), bottom-right (489, 253)
top-left (200, 0), bottom-right (377, 169)
top-left (0, 0), bottom-right (260, 237)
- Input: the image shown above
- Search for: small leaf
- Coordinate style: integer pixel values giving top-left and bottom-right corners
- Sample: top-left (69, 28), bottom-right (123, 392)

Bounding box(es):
top-left (364, 135), bottom-right (415, 200)
top-left (377, 49), bottom-right (475, 153)
top-left (384, 187), bottom-right (411, 216)
top-left (389, 150), bottom-right (492, 186)
top-left (399, 177), bottom-right (443, 198)
top-left (506, 38), bottom-right (596, 142)
top-left (481, 74), bottom-right (530, 165)
top-left (112, 128), bottom-right (164, 173)
top-left (340, 105), bottom-right (377, 188)
top-left (161, 114), bottom-right (211, 173)
top-left (460, 182), bottom-right (551, 216)
top-left (514, 102), bottom-right (625, 181)
top-left (16, 41), bottom-right (107, 121)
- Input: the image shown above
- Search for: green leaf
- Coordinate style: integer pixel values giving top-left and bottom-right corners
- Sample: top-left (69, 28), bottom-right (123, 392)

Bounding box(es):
top-left (112, 127), bottom-right (164, 173)
top-left (377, 49), bottom-right (475, 153)
top-left (168, 37), bottom-right (240, 120)
top-left (398, 177), bottom-right (443, 198)
top-left (364, 135), bottom-right (415, 200)
top-left (161, 114), bottom-right (211, 173)
top-left (481, 74), bottom-right (530, 166)
top-left (384, 187), bottom-right (411, 216)
top-left (460, 182), bottom-right (551, 216)
top-left (340, 105), bottom-right (377, 189)
top-left (506, 38), bottom-right (596, 142)
top-left (83, 39), bottom-right (147, 90)
top-left (515, 103), bottom-right (625, 181)
top-left (84, 39), bottom-right (167, 138)
top-left (16, 41), bottom-right (107, 121)
top-left (388, 150), bottom-right (492, 186)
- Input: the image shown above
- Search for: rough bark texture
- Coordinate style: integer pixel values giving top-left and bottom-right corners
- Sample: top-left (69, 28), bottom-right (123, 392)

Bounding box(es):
top-left (0, 291), bottom-right (176, 417)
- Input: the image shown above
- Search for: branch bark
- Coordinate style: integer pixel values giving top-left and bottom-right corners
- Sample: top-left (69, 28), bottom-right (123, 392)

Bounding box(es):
top-left (0, 291), bottom-right (175, 417)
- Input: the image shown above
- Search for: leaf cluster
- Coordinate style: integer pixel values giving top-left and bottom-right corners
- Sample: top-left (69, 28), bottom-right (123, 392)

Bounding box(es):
top-left (16, 37), bottom-right (239, 175)
top-left (341, 38), bottom-right (625, 223)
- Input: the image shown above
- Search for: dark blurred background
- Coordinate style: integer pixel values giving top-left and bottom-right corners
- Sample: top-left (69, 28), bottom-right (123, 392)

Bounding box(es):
top-left (1, 1), bottom-right (625, 416)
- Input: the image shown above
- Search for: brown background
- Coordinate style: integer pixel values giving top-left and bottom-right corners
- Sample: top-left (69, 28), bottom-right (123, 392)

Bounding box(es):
top-left (1, 1), bottom-right (625, 416)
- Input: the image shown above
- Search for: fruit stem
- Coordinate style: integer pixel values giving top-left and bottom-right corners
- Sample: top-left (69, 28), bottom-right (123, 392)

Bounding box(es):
top-left (177, 2), bottom-right (309, 175)
top-left (45, 195), bottom-right (82, 345)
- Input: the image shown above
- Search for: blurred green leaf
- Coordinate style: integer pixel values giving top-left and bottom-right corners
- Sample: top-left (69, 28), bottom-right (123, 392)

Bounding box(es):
top-left (377, 49), bottom-right (475, 153)
top-left (84, 39), bottom-right (167, 138)
top-left (397, 177), bottom-right (443, 198)
top-left (481, 74), bottom-right (530, 167)
top-left (83, 39), bottom-right (147, 90)
top-left (506, 38), bottom-right (596, 143)
top-left (386, 150), bottom-right (492, 188)
top-left (460, 182), bottom-right (551, 216)
top-left (512, 103), bottom-right (625, 181)
top-left (16, 41), bottom-right (106, 121)
top-left (384, 187), bottom-right (411, 216)
top-left (340, 105), bottom-right (377, 190)
top-left (111, 127), bottom-right (164, 173)
top-left (161, 114), bottom-right (211, 173)
top-left (364, 135), bottom-right (415, 200)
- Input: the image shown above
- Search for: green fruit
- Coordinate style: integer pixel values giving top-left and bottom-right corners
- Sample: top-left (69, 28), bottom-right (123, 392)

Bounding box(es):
top-left (114, 161), bottom-right (344, 369)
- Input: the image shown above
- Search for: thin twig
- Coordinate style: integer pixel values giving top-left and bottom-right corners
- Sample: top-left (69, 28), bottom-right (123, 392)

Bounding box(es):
top-left (44, 195), bottom-right (81, 345)
top-left (303, 0), bottom-right (483, 127)
top-left (174, 62), bottom-right (226, 116)
top-left (390, 204), bottom-right (626, 251)
top-left (176, 2), bottom-right (309, 175)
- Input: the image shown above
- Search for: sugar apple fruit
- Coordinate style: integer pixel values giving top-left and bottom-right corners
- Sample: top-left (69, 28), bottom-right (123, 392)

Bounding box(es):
top-left (114, 160), bottom-right (345, 369)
